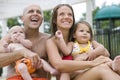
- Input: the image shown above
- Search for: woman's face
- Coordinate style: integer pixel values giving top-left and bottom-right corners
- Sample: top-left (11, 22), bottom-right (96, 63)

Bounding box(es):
top-left (57, 6), bottom-right (73, 30)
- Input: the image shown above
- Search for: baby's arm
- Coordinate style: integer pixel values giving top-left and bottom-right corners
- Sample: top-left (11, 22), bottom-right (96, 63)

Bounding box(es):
top-left (19, 39), bottom-right (32, 49)
top-left (87, 40), bottom-right (110, 60)
top-left (16, 36), bottom-right (32, 49)
top-left (55, 30), bottom-right (73, 56)
top-left (41, 59), bottom-right (59, 76)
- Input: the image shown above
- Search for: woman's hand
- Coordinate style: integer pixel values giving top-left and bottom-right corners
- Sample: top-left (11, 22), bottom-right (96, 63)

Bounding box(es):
top-left (92, 56), bottom-right (112, 67)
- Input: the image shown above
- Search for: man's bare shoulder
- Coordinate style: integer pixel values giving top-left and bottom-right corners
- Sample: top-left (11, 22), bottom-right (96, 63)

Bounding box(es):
top-left (39, 32), bottom-right (50, 39)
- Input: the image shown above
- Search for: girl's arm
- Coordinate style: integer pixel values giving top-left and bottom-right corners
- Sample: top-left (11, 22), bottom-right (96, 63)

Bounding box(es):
top-left (46, 38), bottom-right (111, 73)
top-left (57, 38), bottom-right (73, 56)
top-left (87, 40), bottom-right (110, 60)
top-left (92, 40), bottom-right (110, 57)
top-left (55, 30), bottom-right (72, 56)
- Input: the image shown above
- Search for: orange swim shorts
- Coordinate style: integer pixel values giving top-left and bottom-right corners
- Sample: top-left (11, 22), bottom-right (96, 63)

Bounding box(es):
top-left (15, 58), bottom-right (35, 74)
top-left (7, 75), bottom-right (48, 80)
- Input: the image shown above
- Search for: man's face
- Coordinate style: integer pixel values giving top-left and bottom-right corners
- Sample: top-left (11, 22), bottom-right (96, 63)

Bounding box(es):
top-left (22, 5), bottom-right (43, 29)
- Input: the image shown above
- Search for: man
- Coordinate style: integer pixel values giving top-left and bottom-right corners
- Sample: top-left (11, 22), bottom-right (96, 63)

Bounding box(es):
top-left (0, 4), bottom-right (50, 80)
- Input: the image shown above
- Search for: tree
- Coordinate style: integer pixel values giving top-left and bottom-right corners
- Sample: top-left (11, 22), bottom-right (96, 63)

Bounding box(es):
top-left (7, 17), bottom-right (20, 29)
top-left (43, 10), bottom-right (51, 23)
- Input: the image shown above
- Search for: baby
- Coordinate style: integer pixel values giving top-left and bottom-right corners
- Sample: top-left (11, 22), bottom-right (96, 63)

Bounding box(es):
top-left (0, 26), bottom-right (59, 80)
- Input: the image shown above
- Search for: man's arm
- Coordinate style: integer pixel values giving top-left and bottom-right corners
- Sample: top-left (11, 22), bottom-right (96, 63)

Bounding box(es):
top-left (0, 47), bottom-right (42, 69)
top-left (0, 50), bottom-right (23, 67)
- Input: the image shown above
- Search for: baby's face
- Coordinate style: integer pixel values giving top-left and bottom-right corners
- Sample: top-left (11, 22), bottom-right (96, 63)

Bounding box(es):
top-left (10, 27), bottom-right (25, 42)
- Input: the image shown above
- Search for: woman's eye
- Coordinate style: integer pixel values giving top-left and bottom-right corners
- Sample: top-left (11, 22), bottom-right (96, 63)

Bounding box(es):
top-left (79, 30), bottom-right (83, 32)
top-left (68, 13), bottom-right (73, 17)
top-left (59, 13), bottom-right (64, 16)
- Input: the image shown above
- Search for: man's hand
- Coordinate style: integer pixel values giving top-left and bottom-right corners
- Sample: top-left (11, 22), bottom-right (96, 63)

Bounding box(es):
top-left (19, 48), bottom-right (43, 69)
top-left (28, 53), bottom-right (43, 69)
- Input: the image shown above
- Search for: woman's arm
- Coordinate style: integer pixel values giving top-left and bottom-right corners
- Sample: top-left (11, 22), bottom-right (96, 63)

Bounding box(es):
top-left (46, 38), bottom-right (111, 73)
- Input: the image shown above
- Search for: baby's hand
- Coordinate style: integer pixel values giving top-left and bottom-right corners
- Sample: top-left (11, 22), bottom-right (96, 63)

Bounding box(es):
top-left (55, 30), bottom-right (63, 39)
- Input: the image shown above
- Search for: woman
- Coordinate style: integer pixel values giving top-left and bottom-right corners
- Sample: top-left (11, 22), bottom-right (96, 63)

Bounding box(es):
top-left (46, 4), bottom-right (120, 80)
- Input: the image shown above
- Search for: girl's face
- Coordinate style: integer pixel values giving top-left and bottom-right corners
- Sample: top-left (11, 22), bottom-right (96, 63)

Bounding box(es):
top-left (57, 6), bottom-right (73, 30)
top-left (73, 23), bottom-right (91, 44)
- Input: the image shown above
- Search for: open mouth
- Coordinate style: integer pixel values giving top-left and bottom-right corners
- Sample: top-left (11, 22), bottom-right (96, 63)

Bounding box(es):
top-left (31, 16), bottom-right (39, 23)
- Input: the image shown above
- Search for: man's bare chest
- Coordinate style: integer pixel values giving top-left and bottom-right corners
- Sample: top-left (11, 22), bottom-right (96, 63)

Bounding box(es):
top-left (32, 42), bottom-right (46, 58)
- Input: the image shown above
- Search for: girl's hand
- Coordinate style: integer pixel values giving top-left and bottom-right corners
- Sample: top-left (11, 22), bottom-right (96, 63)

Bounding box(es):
top-left (87, 50), bottom-right (97, 61)
top-left (55, 30), bottom-right (63, 39)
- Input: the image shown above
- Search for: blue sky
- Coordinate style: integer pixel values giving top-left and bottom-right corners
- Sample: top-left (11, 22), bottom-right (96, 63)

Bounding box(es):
top-left (72, 0), bottom-right (120, 21)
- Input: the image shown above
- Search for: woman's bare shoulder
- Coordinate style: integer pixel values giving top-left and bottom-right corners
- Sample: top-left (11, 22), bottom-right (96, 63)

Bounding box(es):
top-left (46, 36), bottom-right (54, 42)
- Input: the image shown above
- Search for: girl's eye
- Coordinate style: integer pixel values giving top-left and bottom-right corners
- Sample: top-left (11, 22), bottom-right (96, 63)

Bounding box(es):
top-left (87, 31), bottom-right (90, 33)
top-left (20, 31), bottom-right (24, 33)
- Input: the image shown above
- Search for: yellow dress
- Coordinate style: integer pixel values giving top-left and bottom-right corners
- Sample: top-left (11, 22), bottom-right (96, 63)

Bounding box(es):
top-left (72, 41), bottom-right (91, 56)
